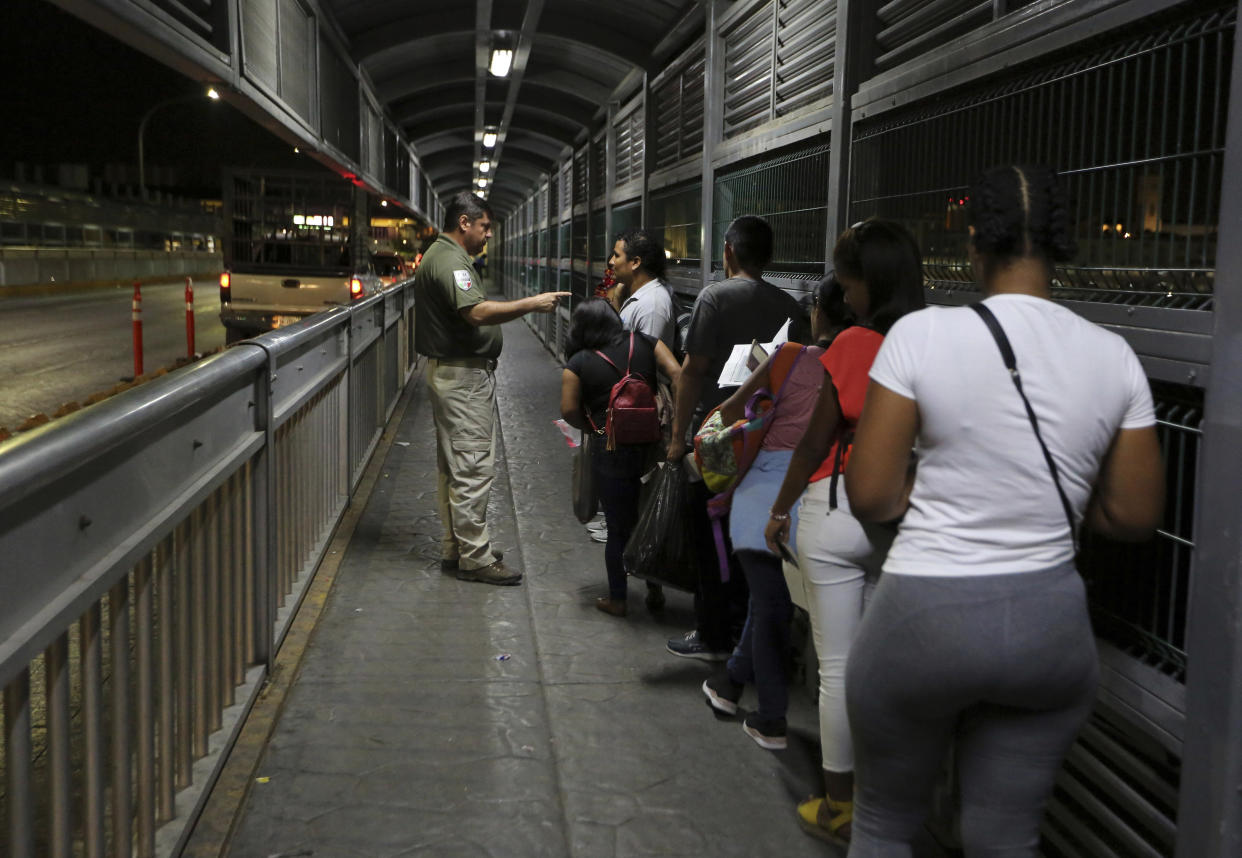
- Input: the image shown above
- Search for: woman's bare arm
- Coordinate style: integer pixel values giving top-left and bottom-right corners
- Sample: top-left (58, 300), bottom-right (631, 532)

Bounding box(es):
top-left (560, 369), bottom-right (587, 431)
top-left (1084, 426), bottom-right (1164, 540)
top-left (845, 382), bottom-right (920, 523)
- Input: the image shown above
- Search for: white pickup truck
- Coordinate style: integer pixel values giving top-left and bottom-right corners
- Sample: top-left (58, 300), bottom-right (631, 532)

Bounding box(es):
top-left (218, 170), bottom-right (384, 343)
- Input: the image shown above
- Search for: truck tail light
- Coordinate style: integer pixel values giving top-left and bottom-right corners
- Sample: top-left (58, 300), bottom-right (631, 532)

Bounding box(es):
top-left (350, 277), bottom-right (364, 299)
top-left (219, 271), bottom-right (231, 303)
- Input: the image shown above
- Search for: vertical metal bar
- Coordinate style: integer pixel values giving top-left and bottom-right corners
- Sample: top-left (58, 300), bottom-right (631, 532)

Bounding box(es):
top-left (174, 522), bottom-right (192, 786)
top-left (232, 468), bottom-right (246, 684)
top-left (135, 554), bottom-right (155, 857)
top-left (6, 668), bottom-right (34, 858)
top-left (46, 634), bottom-right (72, 858)
top-left (206, 489), bottom-right (223, 730)
top-left (110, 578), bottom-right (133, 858)
top-left (81, 604), bottom-right (105, 858)
top-left (221, 473), bottom-right (236, 702)
top-left (255, 362), bottom-right (278, 670)
top-left (701, 0), bottom-right (725, 289)
top-left (244, 458), bottom-right (257, 665)
top-left (191, 506), bottom-right (208, 757)
top-left (156, 539), bottom-right (175, 820)
top-left (1176, 14), bottom-right (1242, 856)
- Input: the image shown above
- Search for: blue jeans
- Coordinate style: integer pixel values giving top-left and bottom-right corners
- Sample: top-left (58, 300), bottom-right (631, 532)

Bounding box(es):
top-left (727, 549), bottom-right (793, 722)
top-left (591, 441), bottom-right (651, 600)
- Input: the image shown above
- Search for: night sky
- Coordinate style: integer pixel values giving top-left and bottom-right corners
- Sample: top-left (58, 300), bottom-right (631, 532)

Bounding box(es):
top-left (1, 0), bottom-right (309, 195)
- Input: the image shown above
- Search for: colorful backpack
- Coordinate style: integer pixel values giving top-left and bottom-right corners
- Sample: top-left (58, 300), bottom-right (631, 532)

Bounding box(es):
top-left (693, 343), bottom-right (809, 494)
top-left (693, 342), bottom-right (809, 581)
top-left (589, 333), bottom-right (662, 450)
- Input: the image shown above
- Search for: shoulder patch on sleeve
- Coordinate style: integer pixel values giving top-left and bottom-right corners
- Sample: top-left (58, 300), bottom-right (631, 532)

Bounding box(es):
top-left (453, 269), bottom-right (475, 291)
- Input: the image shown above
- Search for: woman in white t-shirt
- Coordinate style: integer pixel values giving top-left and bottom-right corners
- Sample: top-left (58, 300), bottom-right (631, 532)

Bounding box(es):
top-left (841, 165), bottom-right (1165, 857)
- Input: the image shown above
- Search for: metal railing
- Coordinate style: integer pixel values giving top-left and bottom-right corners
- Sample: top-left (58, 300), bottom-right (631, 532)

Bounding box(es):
top-left (0, 278), bottom-right (419, 857)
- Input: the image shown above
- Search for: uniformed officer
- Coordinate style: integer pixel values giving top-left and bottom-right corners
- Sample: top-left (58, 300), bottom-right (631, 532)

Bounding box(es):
top-left (414, 192), bottom-right (569, 585)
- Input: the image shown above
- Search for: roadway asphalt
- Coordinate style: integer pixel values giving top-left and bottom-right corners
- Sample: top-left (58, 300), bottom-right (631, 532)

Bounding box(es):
top-left (0, 282), bottom-right (226, 430)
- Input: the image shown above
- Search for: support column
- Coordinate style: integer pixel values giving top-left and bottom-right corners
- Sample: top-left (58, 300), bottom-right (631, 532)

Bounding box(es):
top-left (1175, 15), bottom-right (1242, 858)
top-left (699, 0), bottom-right (726, 291)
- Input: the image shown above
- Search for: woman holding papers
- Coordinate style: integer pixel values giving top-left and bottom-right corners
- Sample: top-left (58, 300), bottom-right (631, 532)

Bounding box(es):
top-left (762, 221), bottom-right (924, 846)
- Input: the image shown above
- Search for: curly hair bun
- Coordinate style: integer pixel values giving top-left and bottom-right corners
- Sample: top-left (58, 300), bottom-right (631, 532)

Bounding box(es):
top-left (967, 165), bottom-right (1077, 265)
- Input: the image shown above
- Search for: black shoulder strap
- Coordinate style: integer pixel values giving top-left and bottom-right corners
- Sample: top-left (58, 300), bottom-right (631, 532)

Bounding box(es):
top-left (970, 303), bottom-right (1077, 551)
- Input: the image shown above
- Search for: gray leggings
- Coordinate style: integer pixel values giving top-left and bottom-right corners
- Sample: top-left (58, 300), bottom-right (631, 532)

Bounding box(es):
top-left (845, 562), bottom-right (1097, 858)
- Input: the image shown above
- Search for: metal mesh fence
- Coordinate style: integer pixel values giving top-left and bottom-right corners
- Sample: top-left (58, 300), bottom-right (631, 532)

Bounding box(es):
top-left (647, 182), bottom-right (702, 264)
top-left (713, 142), bottom-right (830, 274)
top-left (851, 2), bottom-right (1234, 309)
top-left (1080, 381), bottom-right (1201, 681)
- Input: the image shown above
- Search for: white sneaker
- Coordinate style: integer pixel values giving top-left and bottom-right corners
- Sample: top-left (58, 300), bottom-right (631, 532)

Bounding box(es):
top-left (589, 526), bottom-right (609, 544)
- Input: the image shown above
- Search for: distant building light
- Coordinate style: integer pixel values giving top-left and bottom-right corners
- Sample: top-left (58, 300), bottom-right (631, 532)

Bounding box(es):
top-left (206, 87), bottom-right (221, 100)
top-left (483, 132), bottom-right (498, 148)
top-left (489, 49), bottom-right (513, 78)
top-left (381, 200), bottom-right (388, 207)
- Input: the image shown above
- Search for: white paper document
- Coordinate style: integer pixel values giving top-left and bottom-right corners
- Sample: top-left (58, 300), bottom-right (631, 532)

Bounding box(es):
top-left (716, 317), bottom-right (793, 388)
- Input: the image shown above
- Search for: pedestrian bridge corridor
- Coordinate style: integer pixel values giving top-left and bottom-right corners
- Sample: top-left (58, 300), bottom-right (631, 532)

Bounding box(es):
top-left (0, 284), bottom-right (884, 857)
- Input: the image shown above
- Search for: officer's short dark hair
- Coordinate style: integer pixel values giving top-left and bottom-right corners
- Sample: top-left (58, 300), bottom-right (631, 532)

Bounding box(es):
top-left (443, 192), bottom-right (493, 233)
top-left (724, 215), bottom-right (774, 271)
top-left (616, 228), bottom-right (667, 278)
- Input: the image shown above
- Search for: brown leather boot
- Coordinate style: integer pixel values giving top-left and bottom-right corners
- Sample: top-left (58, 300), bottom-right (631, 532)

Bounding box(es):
top-left (595, 597), bottom-right (628, 617)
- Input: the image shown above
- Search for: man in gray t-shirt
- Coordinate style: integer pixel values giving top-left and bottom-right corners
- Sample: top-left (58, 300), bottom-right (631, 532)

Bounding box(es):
top-left (665, 215), bottom-right (800, 659)
top-left (612, 228), bottom-right (677, 349)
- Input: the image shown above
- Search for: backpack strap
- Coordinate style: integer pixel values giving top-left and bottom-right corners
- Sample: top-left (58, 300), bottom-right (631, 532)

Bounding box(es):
top-left (969, 303), bottom-right (1077, 551)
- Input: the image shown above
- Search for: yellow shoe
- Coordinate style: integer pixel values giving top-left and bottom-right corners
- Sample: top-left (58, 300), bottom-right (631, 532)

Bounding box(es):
top-left (796, 795), bottom-right (852, 845)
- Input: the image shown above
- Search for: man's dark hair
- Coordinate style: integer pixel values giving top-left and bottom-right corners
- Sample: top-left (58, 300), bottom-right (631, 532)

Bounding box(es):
top-left (616, 228), bottom-right (667, 278)
top-left (724, 215), bottom-right (774, 272)
top-left (443, 192), bottom-right (493, 233)
top-left (565, 297), bottom-right (625, 356)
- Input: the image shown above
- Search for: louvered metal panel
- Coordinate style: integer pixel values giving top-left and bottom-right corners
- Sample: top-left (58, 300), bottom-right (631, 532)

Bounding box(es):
top-left (722, 2), bottom-right (775, 139)
top-left (278, 0), bottom-right (313, 123)
top-left (560, 162), bottom-right (573, 219)
top-left (241, 0), bottom-right (279, 92)
top-left (775, 0), bottom-right (836, 117)
top-left (150, 0), bottom-right (229, 51)
top-left (573, 146), bottom-right (589, 205)
top-left (654, 45), bottom-right (706, 169)
top-left (614, 106), bottom-right (644, 187)
top-left (362, 105), bottom-right (382, 178)
top-left (876, 0), bottom-right (994, 72)
top-left (319, 35), bottom-right (359, 162)
top-left (592, 134), bottom-right (607, 200)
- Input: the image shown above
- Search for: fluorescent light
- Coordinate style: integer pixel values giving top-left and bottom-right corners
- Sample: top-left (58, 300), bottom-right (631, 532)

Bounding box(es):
top-left (489, 49), bottom-right (513, 77)
top-left (477, 178), bottom-right (488, 188)
top-left (482, 132), bottom-right (498, 148)
top-left (479, 162), bottom-right (490, 173)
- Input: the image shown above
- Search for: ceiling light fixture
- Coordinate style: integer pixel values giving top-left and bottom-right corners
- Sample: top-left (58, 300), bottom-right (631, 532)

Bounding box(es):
top-left (478, 178), bottom-right (488, 188)
top-left (482, 132), bottom-right (498, 148)
top-left (479, 161), bottom-right (490, 173)
top-left (489, 49), bottom-right (513, 78)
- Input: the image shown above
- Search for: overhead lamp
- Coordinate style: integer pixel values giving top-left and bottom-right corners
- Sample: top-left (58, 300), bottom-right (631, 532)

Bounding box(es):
top-left (479, 161), bottom-right (490, 173)
top-left (489, 48), bottom-right (513, 78)
top-left (477, 178), bottom-right (488, 189)
top-left (482, 132), bottom-right (498, 148)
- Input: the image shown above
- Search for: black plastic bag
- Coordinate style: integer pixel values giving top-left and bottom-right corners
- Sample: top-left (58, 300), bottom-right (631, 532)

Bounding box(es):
top-left (622, 462), bottom-right (699, 592)
top-left (572, 432), bottom-right (598, 524)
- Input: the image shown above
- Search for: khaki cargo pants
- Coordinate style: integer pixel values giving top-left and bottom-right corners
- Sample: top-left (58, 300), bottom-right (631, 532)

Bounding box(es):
top-left (426, 358), bottom-right (501, 571)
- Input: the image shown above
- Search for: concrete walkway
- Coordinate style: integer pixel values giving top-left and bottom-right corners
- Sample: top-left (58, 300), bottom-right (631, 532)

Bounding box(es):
top-left (224, 318), bottom-right (915, 858)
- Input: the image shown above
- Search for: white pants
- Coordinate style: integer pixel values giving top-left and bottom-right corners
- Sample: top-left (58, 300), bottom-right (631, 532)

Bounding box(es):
top-left (795, 478), bottom-right (894, 773)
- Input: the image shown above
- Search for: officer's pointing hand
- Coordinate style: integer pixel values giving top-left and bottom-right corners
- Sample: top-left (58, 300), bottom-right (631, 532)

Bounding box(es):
top-left (536, 291), bottom-right (572, 312)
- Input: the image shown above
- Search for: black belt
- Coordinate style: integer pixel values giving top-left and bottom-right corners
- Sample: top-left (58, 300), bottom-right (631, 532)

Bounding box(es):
top-left (433, 356), bottom-right (498, 371)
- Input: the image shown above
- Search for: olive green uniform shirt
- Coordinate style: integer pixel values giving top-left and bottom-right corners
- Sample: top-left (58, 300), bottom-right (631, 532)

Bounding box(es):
top-left (413, 234), bottom-right (503, 359)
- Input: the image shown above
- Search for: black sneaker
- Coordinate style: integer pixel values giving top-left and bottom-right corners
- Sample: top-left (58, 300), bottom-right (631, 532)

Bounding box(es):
top-left (666, 630), bottom-right (730, 662)
top-left (742, 714), bottom-right (787, 750)
top-left (702, 676), bottom-right (743, 716)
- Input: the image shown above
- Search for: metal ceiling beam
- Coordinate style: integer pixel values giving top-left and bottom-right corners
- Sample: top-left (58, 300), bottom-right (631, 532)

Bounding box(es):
top-left (352, 8), bottom-right (473, 63)
top-left (395, 87), bottom-right (595, 132)
top-left (485, 0), bottom-right (547, 204)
